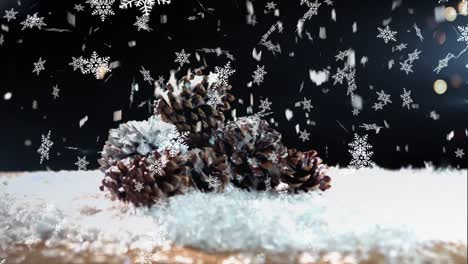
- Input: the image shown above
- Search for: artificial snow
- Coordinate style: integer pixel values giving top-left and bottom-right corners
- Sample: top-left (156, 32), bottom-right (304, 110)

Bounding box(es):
top-left (0, 168), bottom-right (466, 259)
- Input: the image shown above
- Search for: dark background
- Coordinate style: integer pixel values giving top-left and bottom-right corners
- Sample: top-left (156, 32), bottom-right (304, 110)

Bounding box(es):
top-left (0, 0), bottom-right (467, 171)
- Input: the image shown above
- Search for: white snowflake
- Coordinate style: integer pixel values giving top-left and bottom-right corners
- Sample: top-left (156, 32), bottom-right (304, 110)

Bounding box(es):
top-left (348, 134), bottom-right (374, 169)
top-left (52, 85), bottom-right (60, 99)
top-left (376, 90), bottom-right (392, 105)
top-left (20, 13), bottom-right (47, 30)
top-left (331, 67), bottom-right (346, 85)
top-left (360, 123), bottom-right (383, 134)
top-left (148, 156), bottom-right (166, 176)
top-left (134, 181), bottom-right (144, 192)
top-left (120, 0), bottom-right (170, 17)
top-left (457, 26), bottom-right (468, 43)
top-left (174, 49), bottom-right (190, 67)
top-left (324, 0), bottom-right (333, 5)
top-left (454, 148), bottom-right (465, 159)
top-left (433, 55), bottom-right (451, 74)
top-left (37, 131), bottom-right (53, 164)
top-left (3, 8), bottom-right (18, 22)
top-left (335, 49), bottom-right (350, 61)
top-left (394, 43), bottom-right (407, 52)
top-left (259, 98), bottom-right (272, 112)
top-left (377, 25), bottom-right (397, 44)
top-left (260, 39), bottom-right (281, 55)
top-left (134, 15), bottom-right (152, 31)
top-left (206, 176), bottom-right (221, 191)
top-left (252, 65), bottom-right (267, 85)
top-left (372, 102), bottom-right (384, 111)
top-left (413, 23), bottom-right (424, 42)
top-left (407, 49), bottom-right (421, 63)
top-left (213, 61), bottom-right (236, 88)
top-left (399, 60), bottom-right (413, 75)
top-left (75, 156), bottom-right (90, 170)
top-left (32, 57), bottom-right (46, 76)
top-left (299, 129), bottom-right (310, 142)
top-left (140, 66), bottom-right (154, 84)
top-left (352, 108), bottom-right (360, 116)
top-left (207, 90), bottom-right (224, 107)
top-left (300, 0), bottom-right (321, 21)
top-left (267, 152), bottom-right (279, 163)
top-left (265, 1), bottom-right (277, 10)
top-left (88, 0), bottom-right (116, 21)
top-left (159, 126), bottom-right (189, 157)
top-left (300, 97), bottom-right (313, 112)
top-left (71, 51), bottom-right (110, 79)
top-left (74, 4), bottom-right (85, 12)
top-left (400, 88), bottom-right (413, 110)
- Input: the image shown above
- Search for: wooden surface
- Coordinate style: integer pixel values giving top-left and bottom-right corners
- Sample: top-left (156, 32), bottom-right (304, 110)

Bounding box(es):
top-left (1, 242), bottom-right (467, 264)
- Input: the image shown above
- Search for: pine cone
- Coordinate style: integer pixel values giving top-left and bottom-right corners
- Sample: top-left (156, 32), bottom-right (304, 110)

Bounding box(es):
top-left (185, 147), bottom-right (232, 192)
top-left (98, 116), bottom-right (187, 171)
top-left (212, 116), bottom-right (289, 191)
top-left (99, 152), bottom-right (191, 207)
top-left (99, 147), bottom-right (232, 207)
top-left (282, 149), bottom-right (332, 192)
top-left (155, 70), bottom-right (235, 148)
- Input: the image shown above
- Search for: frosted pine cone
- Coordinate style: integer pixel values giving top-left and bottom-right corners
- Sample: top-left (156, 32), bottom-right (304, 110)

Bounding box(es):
top-left (155, 70), bottom-right (235, 148)
top-left (98, 116), bottom-right (188, 171)
top-left (212, 115), bottom-right (289, 191)
top-left (99, 151), bottom-right (191, 207)
top-left (282, 149), bottom-right (332, 192)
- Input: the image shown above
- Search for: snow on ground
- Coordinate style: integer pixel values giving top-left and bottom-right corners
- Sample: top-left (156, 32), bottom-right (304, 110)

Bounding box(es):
top-left (0, 168), bottom-right (466, 261)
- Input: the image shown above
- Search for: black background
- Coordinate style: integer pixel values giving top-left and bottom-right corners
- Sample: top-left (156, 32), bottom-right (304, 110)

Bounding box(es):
top-left (0, 0), bottom-right (467, 171)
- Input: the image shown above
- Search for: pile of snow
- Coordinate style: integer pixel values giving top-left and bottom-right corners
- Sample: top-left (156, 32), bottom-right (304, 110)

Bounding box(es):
top-left (0, 168), bottom-right (466, 261)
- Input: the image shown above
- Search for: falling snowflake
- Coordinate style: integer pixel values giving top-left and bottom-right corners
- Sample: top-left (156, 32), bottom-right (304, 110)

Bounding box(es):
top-left (394, 43), bottom-right (407, 52)
top-left (32, 57), bottom-right (46, 76)
top-left (324, 0), bottom-right (333, 5)
top-left (267, 152), bottom-right (279, 163)
top-left (413, 23), bottom-right (424, 42)
top-left (348, 134), bottom-right (374, 169)
top-left (377, 25), bottom-right (397, 44)
top-left (148, 156), bottom-right (166, 176)
top-left (400, 88), bottom-right (413, 110)
top-left (213, 61), bottom-right (236, 88)
top-left (259, 98), bottom-right (272, 112)
top-left (407, 49), bottom-right (422, 63)
top-left (174, 49), bottom-right (191, 67)
top-left (265, 1), bottom-right (277, 10)
top-left (3, 8), bottom-right (18, 22)
top-left (252, 65), bottom-right (267, 85)
top-left (89, 0), bottom-right (116, 21)
top-left (331, 67), bottom-right (346, 85)
top-left (158, 126), bottom-right (189, 157)
top-left (433, 55), bottom-right (451, 74)
top-left (300, 0), bottom-right (321, 21)
top-left (70, 52), bottom-right (110, 79)
top-left (457, 26), bottom-right (468, 43)
top-left (360, 123), bottom-right (383, 134)
top-left (207, 90), bottom-right (224, 107)
top-left (372, 102), bottom-right (384, 111)
top-left (134, 15), bottom-right (152, 31)
top-left (376, 90), bottom-right (392, 105)
top-left (74, 4), bottom-right (86, 12)
top-left (134, 181), bottom-right (144, 192)
top-left (140, 66), bottom-right (154, 84)
top-left (120, 0), bottom-right (170, 17)
top-left (37, 131), bottom-right (53, 164)
top-left (352, 108), bottom-right (360, 116)
top-left (299, 129), bottom-right (310, 142)
top-left (335, 49), bottom-right (350, 61)
top-left (300, 97), bottom-right (313, 112)
top-left (206, 176), bottom-right (221, 191)
top-left (454, 148), bottom-right (465, 159)
top-left (52, 85), bottom-right (60, 99)
top-left (75, 156), bottom-right (90, 170)
top-left (399, 60), bottom-right (413, 75)
top-left (20, 13), bottom-right (47, 30)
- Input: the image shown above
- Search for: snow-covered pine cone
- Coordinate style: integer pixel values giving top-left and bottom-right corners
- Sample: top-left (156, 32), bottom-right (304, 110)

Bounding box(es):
top-left (211, 115), bottom-right (289, 191)
top-left (185, 147), bottom-right (231, 192)
top-left (282, 149), bottom-right (332, 192)
top-left (155, 70), bottom-right (235, 148)
top-left (99, 151), bottom-right (191, 207)
top-left (98, 116), bottom-right (188, 171)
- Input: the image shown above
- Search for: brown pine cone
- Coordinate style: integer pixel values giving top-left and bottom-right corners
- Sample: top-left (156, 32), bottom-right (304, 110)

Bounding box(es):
top-left (155, 70), bottom-right (235, 148)
top-left (99, 152), bottom-right (191, 207)
top-left (282, 149), bottom-right (332, 192)
top-left (211, 115), bottom-right (289, 191)
top-left (185, 147), bottom-right (232, 192)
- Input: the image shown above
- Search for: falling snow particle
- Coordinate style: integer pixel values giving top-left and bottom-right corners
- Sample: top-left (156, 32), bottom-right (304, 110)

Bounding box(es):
top-left (348, 134), bottom-right (374, 169)
top-left (75, 156), bottom-right (90, 170)
top-left (377, 25), bottom-right (397, 44)
top-left (37, 131), bottom-right (53, 164)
